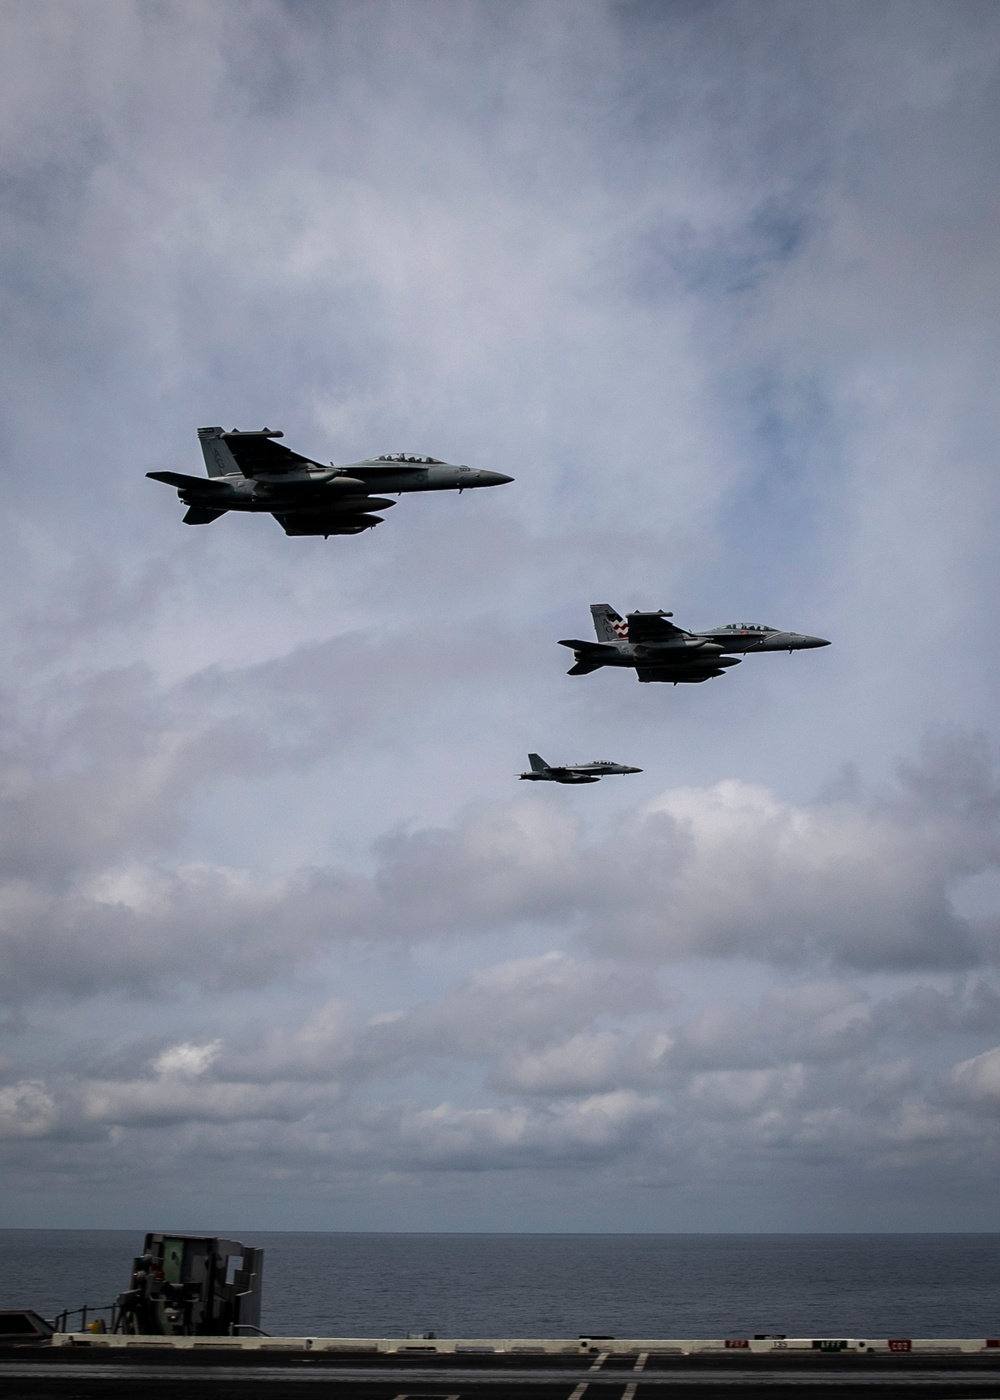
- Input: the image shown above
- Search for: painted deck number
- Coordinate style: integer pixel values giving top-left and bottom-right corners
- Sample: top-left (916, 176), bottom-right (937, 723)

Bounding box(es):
top-left (813, 1340), bottom-right (848, 1351)
top-left (888, 1340), bottom-right (912, 1353)
top-left (724, 1340), bottom-right (750, 1349)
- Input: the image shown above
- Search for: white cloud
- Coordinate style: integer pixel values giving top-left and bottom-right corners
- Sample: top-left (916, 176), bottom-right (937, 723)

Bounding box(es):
top-left (950, 1045), bottom-right (1000, 1112)
top-left (79, 1077), bottom-right (319, 1130)
top-left (152, 1040), bottom-right (222, 1079)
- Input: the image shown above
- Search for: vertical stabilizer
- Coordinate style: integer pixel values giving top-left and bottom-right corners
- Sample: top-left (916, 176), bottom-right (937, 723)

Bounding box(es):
top-left (590, 604), bottom-right (627, 642)
top-left (527, 753), bottom-right (550, 773)
top-left (198, 426), bottom-right (239, 478)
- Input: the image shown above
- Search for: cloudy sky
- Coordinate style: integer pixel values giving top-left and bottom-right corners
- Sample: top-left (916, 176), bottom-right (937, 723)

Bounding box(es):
top-left (2, 0), bottom-right (1000, 1232)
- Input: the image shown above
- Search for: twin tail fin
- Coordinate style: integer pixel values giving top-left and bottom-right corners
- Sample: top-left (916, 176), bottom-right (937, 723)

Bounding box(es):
top-left (590, 603), bottom-right (627, 642)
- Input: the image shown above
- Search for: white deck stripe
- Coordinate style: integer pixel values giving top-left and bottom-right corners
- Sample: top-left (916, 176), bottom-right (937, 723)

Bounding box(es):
top-left (589, 1352), bottom-right (610, 1371)
top-left (633, 1353), bottom-right (648, 1372)
top-left (568, 1385), bottom-right (589, 1400)
top-left (622, 1385), bottom-right (638, 1400)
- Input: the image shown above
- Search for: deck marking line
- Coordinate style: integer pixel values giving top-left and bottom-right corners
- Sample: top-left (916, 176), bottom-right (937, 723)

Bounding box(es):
top-left (568, 1384), bottom-right (589, 1400)
top-left (622, 1385), bottom-right (638, 1400)
top-left (633, 1353), bottom-right (648, 1372)
top-left (589, 1352), bottom-right (610, 1371)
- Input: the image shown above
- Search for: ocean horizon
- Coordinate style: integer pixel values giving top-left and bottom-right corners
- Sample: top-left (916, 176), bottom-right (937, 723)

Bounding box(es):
top-left (2, 1231), bottom-right (998, 1340)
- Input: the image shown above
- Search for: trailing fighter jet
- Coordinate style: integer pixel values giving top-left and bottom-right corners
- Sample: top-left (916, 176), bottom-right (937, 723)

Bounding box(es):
top-left (559, 605), bottom-right (829, 684)
top-left (147, 427), bottom-right (513, 536)
top-left (519, 753), bottom-right (642, 784)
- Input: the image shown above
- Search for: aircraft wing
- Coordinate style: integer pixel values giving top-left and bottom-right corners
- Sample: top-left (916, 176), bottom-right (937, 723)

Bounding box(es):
top-left (222, 434), bottom-right (320, 477)
top-left (627, 612), bottom-right (686, 644)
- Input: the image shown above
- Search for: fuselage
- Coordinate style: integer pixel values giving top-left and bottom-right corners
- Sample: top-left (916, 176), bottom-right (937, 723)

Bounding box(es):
top-left (697, 624), bottom-right (831, 654)
top-left (171, 461), bottom-right (510, 513)
top-left (597, 629), bottom-right (830, 663)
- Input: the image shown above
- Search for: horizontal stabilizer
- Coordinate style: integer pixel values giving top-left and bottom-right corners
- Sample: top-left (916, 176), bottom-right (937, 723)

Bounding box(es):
top-left (147, 470), bottom-right (229, 491)
top-left (183, 506), bottom-right (228, 525)
top-left (557, 639), bottom-right (616, 653)
top-left (567, 660), bottom-right (603, 676)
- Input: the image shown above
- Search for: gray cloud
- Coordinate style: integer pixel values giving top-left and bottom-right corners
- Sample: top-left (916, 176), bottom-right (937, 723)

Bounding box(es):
top-left (367, 730), bottom-right (1000, 972)
top-left (1, 722), bottom-right (996, 1004)
top-left (9, 961), bottom-right (1000, 1216)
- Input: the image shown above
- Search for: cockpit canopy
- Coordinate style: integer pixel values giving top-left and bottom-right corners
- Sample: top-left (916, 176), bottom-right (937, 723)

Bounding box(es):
top-left (717, 623), bottom-right (776, 633)
top-left (371, 453), bottom-right (443, 464)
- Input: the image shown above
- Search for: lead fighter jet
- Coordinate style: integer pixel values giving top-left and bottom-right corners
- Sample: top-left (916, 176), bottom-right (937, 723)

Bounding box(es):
top-left (147, 427), bottom-right (513, 536)
top-left (519, 753), bottom-right (642, 784)
top-left (560, 605), bottom-right (829, 684)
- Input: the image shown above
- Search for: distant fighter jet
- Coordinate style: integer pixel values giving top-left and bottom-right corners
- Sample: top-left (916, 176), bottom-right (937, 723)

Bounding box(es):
top-left (519, 753), bottom-right (643, 784)
top-left (560, 605), bottom-right (829, 684)
top-left (147, 427), bottom-right (513, 536)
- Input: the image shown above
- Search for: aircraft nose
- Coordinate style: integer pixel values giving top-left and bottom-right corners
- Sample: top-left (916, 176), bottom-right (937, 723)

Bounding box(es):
top-left (479, 470), bottom-right (513, 485)
top-left (798, 634), bottom-right (831, 648)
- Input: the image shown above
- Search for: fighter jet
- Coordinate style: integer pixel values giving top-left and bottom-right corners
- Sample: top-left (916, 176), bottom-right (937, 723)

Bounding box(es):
top-left (559, 605), bottom-right (829, 684)
top-left (519, 753), bottom-right (642, 784)
top-left (147, 427), bottom-right (513, 536)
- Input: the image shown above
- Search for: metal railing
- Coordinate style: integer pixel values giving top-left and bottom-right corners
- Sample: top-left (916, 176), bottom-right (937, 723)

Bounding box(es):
top-left (49, 1303), bottom-right (118, 1335)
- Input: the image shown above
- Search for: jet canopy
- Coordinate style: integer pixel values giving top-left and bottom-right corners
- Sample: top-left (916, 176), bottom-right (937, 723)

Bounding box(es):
top-left (369, 453), bottom-right (444, 464)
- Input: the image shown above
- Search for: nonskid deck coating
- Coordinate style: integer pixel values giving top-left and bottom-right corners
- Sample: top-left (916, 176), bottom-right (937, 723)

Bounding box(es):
top-left (45, 1334), bottom-right (1000, 1356)
top-left (4, 1337), bottom-right (1000, 1398)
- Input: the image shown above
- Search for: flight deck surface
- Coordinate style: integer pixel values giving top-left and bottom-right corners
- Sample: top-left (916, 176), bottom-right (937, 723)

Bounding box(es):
top-left (5, 1338), bottom-right (1000, 1399)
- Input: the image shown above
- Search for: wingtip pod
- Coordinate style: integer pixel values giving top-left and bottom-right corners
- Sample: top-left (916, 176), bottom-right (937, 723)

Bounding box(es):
top-left (216, 426), bottom-right (284, 439)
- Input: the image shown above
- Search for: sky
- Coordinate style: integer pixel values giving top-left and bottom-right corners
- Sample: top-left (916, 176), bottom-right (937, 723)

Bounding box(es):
top-left (1, 0), bottom-right (1000, 1233)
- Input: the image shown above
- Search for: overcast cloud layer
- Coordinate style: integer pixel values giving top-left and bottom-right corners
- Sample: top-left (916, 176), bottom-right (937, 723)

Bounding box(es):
top-left (2, 0), bottom-right (1000, 1231)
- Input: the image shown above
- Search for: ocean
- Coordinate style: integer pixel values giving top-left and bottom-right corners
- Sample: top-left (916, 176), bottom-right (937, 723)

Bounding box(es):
top-left (1, 1232), bottom-right (998, 1340)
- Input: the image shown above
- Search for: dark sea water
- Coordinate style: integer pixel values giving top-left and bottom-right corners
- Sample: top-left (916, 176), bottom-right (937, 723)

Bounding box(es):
top-left (1, 1232), bottom-right (998, 1340)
